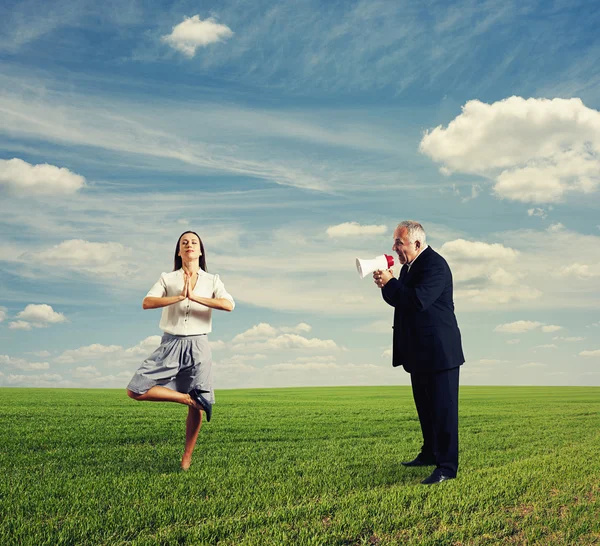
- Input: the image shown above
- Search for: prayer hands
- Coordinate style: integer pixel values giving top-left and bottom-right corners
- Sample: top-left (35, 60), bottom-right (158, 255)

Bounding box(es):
top-left (186, 273), bottom-right (194, 300)
top-left (180, 271), bottom-right (191, 299)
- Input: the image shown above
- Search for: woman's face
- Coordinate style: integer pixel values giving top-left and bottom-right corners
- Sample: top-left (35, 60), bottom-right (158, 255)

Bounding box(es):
top-left (178, 233), bottom-right (202, 261)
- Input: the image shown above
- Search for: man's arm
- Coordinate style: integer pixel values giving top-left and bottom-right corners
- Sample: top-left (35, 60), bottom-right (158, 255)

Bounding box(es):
top-left (382, 261), bottom-right (447, 311)
top-left (381, 287), bottom-right (395, 307)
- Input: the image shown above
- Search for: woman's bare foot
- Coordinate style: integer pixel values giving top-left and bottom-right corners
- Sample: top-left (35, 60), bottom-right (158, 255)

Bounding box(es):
top-left (185, 393), bottom-right (203, 411)
top-left (181, 453), bottom-right (192, 471)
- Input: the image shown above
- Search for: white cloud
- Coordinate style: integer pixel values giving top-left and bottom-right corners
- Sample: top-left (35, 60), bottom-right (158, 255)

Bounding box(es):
top-left (16, 304), bottom-right (67, 328)
top-left (420, 96), bottom-right (600, 204)
top-left (453, 285), bottom-right (541, 306)
top-left (3, 373), bottom-right (73, 388)
top-left (494, 321), bottom-right (562, 334)
top-left (232, 323), bottom-right (279, 343)
top-left (217, 361), bottom-right (259, 373)
top-left (326, 222), bottom-right (387, 238)
top-left (55, 344), bottom-right (123, 365)
top-left (519, 362), bottom-right (547, 368)
top-left (220, 354), bottom-right (267, 364)
top-left (441, 239), bottom-right (519, 265)
top-left (553, 336), bottom-right (585, 342)
top-left (294, 355), bottom-right (337, 363)
top-left (223, 267), bottom-right (384, 314)
top-left (83, 370), bottom-right (133, 387)
top-left (209, 340), bottom-right (226, 351)
top-left (233, 333), bottom-right (340, 352)
top-left (266, 361), bottom-right (339, 372)
top-left (161, 15), bottom-right (233, 57)
top-left (7, 373), bottom-right (59, 381)
top-left (232, 322), bottom-right (313, 343)
top-left (506, 339), bottom-right (521, 345)
top-left (458, 184), bottom-right (481, 203)
top-left (541, 325), bottom-right (563, 333)
top-left (494, 321), bottom-right (543, 333)
top-left (555, 263), bottom-right (600, 279)
top-left (494, 151), bottom-right (598, 203)
top-left (478, 359), bottom-right (510, 364)
top-left (27, 350), bottom-right (51, 357)
top-left (439, 239), bottom-right (540, 305)
top-left (489, 224), bottom-right (600, 311)
top-left (536, 344), bottom-right (558, 349)
top-left (0, 158), bottom-right (85, 196)
top-left (0, 355), bottom-right (50, 371)
top-left (21, 362), bottom-right (49, 370)
top-left (579, 350), bottom-right (600, 357)
top-left (280, 323), bottom-right (312, 334)
top-left (54, 336), bottom-right (161, 367)
top-left (213, 354), bottom-right (398, 388)
top-left (527, 208), bottom-right (548, 219)
top-left (34, 239), bottom-right (134, 277)
top-left (74, 365), bottom-right (101, 378)
top-left (262, 356), bottom-right (381, 376)
top-left (230, 323), bottom-right (341, 353)
top-left (381, 348), bottom-right (392, 359)
top-left (255, 360), bottom-right (386, 385)
top-left (0, 307), bottom-right (6, 322)
top-left (357, 320), bottom-right (392, 334)
top-left (124, 336), bottom-right (161, 357)
top-left (8, 321), bottom-right (32, 330)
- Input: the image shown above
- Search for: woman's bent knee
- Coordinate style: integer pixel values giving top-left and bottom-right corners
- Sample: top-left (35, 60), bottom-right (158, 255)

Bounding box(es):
top-left (126, 388), bottom-right (141, 400)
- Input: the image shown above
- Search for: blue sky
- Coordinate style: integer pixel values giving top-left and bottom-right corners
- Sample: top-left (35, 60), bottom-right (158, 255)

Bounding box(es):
top-left (1, 0), bottom-right (599, 389)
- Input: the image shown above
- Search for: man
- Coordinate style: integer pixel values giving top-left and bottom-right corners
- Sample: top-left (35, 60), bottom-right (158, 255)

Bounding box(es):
top-left (374, 221), bottom-right (464, 484)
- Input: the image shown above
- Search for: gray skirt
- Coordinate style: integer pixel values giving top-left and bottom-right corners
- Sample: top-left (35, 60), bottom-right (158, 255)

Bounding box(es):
top-left (127, 333), bottom-right (214, 404)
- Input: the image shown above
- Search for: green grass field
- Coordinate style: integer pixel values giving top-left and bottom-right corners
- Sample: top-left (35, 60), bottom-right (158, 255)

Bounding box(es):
top-left (1, 386), bottom-right (599, 545)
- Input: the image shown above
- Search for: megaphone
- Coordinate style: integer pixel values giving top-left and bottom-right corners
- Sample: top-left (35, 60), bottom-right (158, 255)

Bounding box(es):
top-left (356, 254), bottom-right (394, 279)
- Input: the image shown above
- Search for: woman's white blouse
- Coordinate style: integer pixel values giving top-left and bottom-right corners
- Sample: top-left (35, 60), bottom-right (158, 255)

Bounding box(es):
top-left (145, 269), bottom-right (235, 335)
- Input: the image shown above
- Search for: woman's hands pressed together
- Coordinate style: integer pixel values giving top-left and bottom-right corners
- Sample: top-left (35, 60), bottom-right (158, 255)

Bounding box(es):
top-left (183, 271), bottom-right (199, 301)
top-left (180, 271), bottom-right (190, 300)
top-left (157, 269), bottom-right (233, 312)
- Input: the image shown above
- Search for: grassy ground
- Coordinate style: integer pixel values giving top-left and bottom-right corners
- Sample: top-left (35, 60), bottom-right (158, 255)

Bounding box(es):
top-left (1, 386), bottom-right (599, 545)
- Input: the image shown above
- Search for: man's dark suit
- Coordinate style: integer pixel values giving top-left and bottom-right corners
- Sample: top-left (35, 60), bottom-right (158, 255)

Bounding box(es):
top-left (381, 246), bottom-right (464, 476)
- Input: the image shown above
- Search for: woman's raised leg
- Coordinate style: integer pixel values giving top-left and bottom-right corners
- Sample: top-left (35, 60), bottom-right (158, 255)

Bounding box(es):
top-left (126, 386), bottom-right (200, 409)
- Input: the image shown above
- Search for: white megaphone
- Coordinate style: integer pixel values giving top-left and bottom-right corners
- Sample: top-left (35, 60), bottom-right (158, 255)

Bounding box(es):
top-left (356, 254), bottom-right (394, 279)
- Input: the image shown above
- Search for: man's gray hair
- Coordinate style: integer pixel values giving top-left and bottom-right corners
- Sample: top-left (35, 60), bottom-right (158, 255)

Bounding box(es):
top-left (397, 221), bottom-right (427, 245)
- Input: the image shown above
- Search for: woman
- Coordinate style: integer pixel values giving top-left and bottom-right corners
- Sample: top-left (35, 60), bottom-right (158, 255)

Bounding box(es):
top-left (126, 231), bottom-right (234, 470)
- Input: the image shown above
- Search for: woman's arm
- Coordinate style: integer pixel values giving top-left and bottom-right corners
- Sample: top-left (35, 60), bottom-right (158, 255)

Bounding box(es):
top-left (142, 295), bottom-right (186, 310)
top-left (188, 295), bottom-right (234, 312)
top-left (186, 273), bottom-right (234, 311)
top-left (142, 273), bottom-right (188, 309)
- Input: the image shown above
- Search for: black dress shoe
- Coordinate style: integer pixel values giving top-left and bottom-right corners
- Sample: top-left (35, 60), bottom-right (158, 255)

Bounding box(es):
top-left (189, 388), bottom-right (212, 422)
top-left (401, 454), bottom-right (436, 467)
top-left (420, 469), bottom-right (455, 485)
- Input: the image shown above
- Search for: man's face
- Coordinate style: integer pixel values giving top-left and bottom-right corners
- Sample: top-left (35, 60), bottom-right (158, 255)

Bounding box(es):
top-left (392, 227), bottom-right (420, 265)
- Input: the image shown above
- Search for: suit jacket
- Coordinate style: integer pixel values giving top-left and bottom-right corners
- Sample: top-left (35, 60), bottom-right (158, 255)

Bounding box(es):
top-left (381, 246), bottom-right (464, 374)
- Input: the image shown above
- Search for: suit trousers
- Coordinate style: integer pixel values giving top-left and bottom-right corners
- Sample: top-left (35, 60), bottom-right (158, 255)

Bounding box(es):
top-left (410, 366), bottom-right (460, 476)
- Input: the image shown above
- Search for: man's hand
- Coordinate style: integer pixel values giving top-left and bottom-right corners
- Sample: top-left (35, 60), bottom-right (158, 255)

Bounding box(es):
top-left (373, 268), bottom-right (394, 288)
